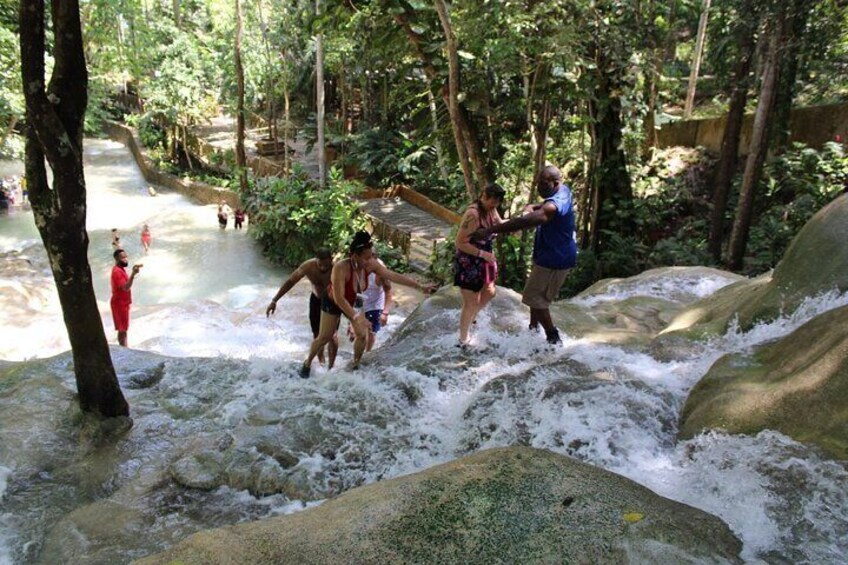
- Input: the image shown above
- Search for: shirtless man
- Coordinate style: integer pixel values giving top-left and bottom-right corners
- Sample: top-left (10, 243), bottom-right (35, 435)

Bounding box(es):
top-left (300, 231), bottom-right (436, 378)
top-left (267, 248), bottom-right (336, 366)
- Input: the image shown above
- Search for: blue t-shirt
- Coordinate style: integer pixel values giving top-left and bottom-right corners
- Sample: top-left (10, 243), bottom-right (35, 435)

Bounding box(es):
top-left (533, 184), bottom-right (577, 270)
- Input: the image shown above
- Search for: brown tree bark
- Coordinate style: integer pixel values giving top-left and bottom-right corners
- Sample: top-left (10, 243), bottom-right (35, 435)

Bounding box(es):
top-left (316, 0), bottom-right (326, 187)
top-left (684, 0), bottom-right (711, 118)
top-left (391, 0), bottom-right (488, 197)
top-left (586, 48), bottom-right (634, 254)
top-left (235, 0), bottom-right (248, 192)
top-left (728, 15), bottom-right (785, 271)
top-left (19, 0), bottom-right (129, 418)
top-left (708, 16), bottom-right (755, 262)
top-left (433, 0), bottom-right (476, 201)
top-left (771, 0), bottom-right (812, 153)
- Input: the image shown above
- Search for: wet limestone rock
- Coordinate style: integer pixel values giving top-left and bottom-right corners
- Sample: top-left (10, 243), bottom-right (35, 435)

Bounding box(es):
top-left (745, 193), bottom-right (848, 327)
top-left (679, 304), bottom-right (848, 459)
top-left (664, 194), bottom-right (848, 337)
top-left (137, 447), bottom-right (743, 565)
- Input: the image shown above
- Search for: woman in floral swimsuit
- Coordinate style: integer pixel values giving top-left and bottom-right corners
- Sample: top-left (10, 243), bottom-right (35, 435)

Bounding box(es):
top-left (454, 183), bottom-right (505, 346)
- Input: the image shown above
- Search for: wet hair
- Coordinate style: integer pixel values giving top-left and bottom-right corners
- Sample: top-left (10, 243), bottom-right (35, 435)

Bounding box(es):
top-left (349, 231), bottom-right (373, 254)
top-left (113, 248), bottom-right (125, 259)
top-left (482, 183), bottom-right (505, 201)
top-left (316, 247), bottom-right (332, 260)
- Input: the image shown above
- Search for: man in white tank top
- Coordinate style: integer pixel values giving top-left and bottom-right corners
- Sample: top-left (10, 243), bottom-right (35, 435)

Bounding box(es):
top-left (360, 258), bottom-right (393, 351)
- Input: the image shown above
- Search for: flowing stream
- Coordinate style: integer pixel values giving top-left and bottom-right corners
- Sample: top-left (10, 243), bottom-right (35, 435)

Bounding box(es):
top-left (1, 140), bottom-right (847, 564)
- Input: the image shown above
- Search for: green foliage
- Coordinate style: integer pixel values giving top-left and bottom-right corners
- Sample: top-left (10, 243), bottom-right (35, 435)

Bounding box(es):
top-left (743, 141), bottom-right (848, 274)
top-left (125, 113), bottom-right (168, 151)
top-left (0, 21), bottom-right (22, 154)
top-left (244, 166), bottom-right (366, 266)
top-left (373, 240), bottom-right (411, 274)
top-left (344, 127), bottom-right (412, 187)
top-left (428, 229), bottom-right (458, 287)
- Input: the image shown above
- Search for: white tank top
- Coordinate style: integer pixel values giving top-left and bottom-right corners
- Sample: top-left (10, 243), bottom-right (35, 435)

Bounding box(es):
top-left (361, 271), bottom-right (385, 312)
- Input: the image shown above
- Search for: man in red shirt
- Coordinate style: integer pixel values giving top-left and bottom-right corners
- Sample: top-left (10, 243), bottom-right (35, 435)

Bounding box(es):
top-left (111, 249), bottom-right (142, 347)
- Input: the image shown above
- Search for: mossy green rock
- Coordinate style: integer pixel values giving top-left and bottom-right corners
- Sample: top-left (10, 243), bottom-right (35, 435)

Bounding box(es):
top-left (136, 447), bottom-right (742, 565)
top-left (736, 193), bottom-right (848, 329)
top-left (679, 304), bottom-right (848, 459)
top-left (665, 194), bottom-right (848, 336)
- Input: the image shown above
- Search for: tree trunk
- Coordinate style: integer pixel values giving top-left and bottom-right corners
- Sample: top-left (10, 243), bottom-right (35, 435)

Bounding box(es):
top-left (427, 84), bottom-right (451, 183)
top-left (315, 0), bottom-right (326, 187)
top-left (392, 0), bottom-right (489, 195)
top-left (235, 0), bottom-right (248, 192)
top-left (172, 0), bottom-right (180, 29)
top-left (708, 18), bottom-right (755, 262)
top-left (771, 0), bottom-right (812, 153)
top-left (19, 0), bottom-right (129, 418)
top-left (181, 125), bottom-right (193, 171)
top-left (433, 0), bottom-right (476, 201)
top-left (684, 0), bottom-right (711, 118)
top-left (284, 85), bottom-right (291, 173)
top-left (587, 50), bottom-right (634, 254)
top-left (728, 16), bottom-right (785, 271)
top-left (1, 115), bottom-right (18, 148)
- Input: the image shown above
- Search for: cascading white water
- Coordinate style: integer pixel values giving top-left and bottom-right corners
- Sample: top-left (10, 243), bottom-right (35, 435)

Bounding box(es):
top-left (1, 140), bottom-right (846, 564)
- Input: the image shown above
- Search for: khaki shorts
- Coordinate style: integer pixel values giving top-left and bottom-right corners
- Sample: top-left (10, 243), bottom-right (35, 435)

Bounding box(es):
top-left (522, 264), bottom-right (571, 309)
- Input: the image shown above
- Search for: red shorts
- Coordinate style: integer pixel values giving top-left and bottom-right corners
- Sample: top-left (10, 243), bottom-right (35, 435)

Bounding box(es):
top-left (111, 301), bottom-right (131, 332)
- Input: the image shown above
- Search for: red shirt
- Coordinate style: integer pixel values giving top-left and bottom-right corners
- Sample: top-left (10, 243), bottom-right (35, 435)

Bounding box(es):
top-left (111, 265), bottom-right (132, 305)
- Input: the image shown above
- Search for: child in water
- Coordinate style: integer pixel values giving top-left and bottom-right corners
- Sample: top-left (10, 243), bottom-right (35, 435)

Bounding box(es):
top-left (141, 224), bottom-right (151, 253)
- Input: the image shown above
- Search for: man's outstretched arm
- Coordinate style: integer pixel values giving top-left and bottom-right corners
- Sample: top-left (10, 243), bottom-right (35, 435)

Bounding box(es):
top-left (478, 202), bottom-right (557, 237)
top-left (267, 261), bottom-right (309, 317)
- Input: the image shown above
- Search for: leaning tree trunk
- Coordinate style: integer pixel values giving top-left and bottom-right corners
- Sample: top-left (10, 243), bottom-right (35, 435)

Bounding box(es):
top-left (728, 16), bottom-right (784, 271)
top-left (708, 21), bottom-right (755, 262)
top-left (684, 0), bottom-right (711, 118)
top-left (434, 0), bottom-right (476, 201)
top-left (19, 0), bottom-right (129, 418)
top-left (234, 0), bottom-right (248, 192)
top-left (315, 0), bottom-right (326, 187)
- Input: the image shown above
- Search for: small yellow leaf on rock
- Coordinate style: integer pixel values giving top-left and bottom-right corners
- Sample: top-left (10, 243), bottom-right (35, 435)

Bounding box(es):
top-left (623, 512), bottom-right (645, 523)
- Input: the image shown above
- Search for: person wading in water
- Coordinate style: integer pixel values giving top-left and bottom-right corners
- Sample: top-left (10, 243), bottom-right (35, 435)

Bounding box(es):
top-left (300, 231), bottom-right (436, 378)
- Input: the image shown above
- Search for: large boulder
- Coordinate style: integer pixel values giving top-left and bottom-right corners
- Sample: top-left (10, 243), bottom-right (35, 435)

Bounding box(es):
top-left (663, 194), bottom-right (848, 336)
top-left (136, 447), bottom-right (743, 565)
top-left (679, 304), bottom-right (848, 459)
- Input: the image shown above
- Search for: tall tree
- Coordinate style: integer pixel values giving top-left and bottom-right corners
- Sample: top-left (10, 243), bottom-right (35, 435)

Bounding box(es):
top-left (234, 0), bottom-right (248, 192)
top-left (434, 0), bottom-right (476, 201)
top-left (728, 13), bottom-right (786, 271)
top-left (684, 0), bottom-right (712, 118)
top-left (316, 0), bottom-right (326, 187)
top-left (708, 1), bottom-right (757, 261)
top-left (19, 0), bottom-right (129, 418)
top-left (770, 0), bottom-right (815, 153)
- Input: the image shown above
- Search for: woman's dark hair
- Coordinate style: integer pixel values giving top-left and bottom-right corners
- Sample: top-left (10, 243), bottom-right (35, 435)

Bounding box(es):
top-left (349, 230), bottom-right (373, 254)
top-left (482, 183), bottom-right (505, 201)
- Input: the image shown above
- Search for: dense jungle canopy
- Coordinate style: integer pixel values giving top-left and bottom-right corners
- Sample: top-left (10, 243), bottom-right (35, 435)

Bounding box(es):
top-left (2, 0), bottom-right (848, 289)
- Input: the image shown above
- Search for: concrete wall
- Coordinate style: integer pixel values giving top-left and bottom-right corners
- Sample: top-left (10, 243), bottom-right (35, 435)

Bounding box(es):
top-left (656, 102), bottom-right (848, 155)
top-left (101, 120), bottom-right (241, 209)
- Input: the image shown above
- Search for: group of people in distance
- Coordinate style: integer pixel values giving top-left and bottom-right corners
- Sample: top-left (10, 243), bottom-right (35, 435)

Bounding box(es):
top-left (268, 164), bottom-right (577, 378)
top-left (218, 200), bottom-right (246, 230)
